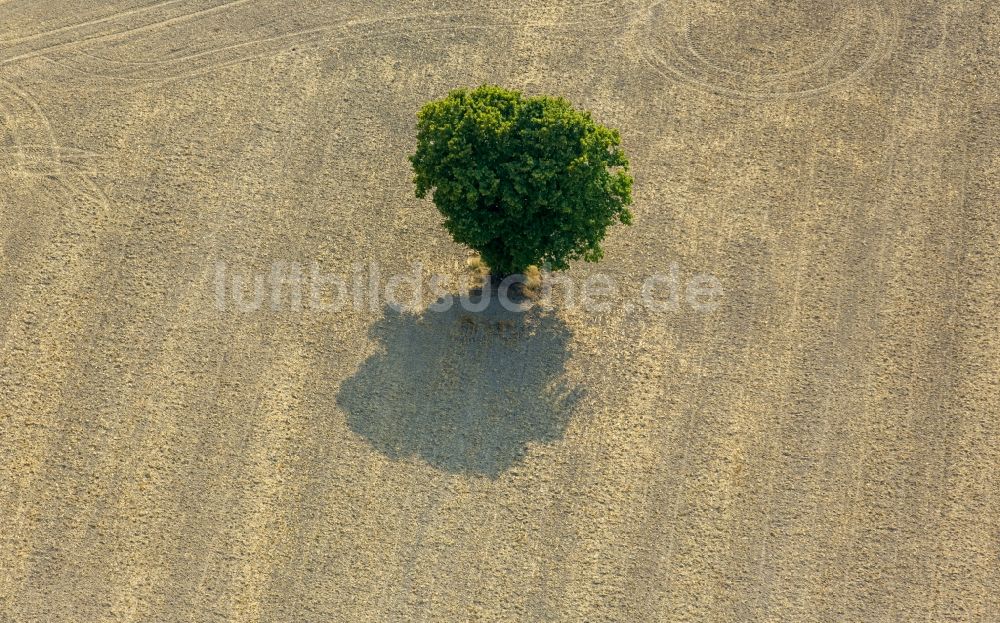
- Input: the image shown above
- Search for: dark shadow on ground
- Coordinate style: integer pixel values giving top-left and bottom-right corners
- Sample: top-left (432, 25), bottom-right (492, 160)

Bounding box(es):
top-left (337, 294), bottom-right (582, 478)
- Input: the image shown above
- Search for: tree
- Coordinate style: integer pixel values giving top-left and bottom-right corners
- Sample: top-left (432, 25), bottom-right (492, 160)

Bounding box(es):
top-left (410, 85), bottom-right (633, 278)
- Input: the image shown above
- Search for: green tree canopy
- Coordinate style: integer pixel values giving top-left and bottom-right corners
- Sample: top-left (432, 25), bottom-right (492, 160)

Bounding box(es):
top-left (410, 85), bottom-right (633, 277)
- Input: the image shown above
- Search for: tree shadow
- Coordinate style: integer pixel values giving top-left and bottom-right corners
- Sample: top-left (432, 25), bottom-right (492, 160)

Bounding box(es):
top-left (336, 294), bottom-right (582, 478)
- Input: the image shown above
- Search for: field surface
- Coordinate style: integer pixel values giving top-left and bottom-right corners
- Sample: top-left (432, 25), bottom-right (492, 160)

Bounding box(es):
top-left (1, 1), bottom-right (998, 621)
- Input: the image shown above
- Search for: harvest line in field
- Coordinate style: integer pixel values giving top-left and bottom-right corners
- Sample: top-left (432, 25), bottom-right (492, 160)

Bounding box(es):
top-left (0, 1), bottom-right (628, 70)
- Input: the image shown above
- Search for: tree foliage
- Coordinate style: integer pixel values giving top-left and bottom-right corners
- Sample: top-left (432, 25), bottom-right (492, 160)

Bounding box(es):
top-left (410, 85), bottom-right (633, 276)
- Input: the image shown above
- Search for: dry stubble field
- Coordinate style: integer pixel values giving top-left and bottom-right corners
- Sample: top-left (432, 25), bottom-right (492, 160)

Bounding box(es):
top-left (1, 1), bottom-right (998, 621)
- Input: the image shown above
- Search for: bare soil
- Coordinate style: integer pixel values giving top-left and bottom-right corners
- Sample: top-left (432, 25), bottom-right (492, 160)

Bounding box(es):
top-left (1, 1), bottom-right (997, 621)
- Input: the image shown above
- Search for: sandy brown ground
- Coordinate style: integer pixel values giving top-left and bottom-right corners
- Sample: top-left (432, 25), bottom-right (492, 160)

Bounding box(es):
top-left (1, 1), bottom-right (998, 621)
